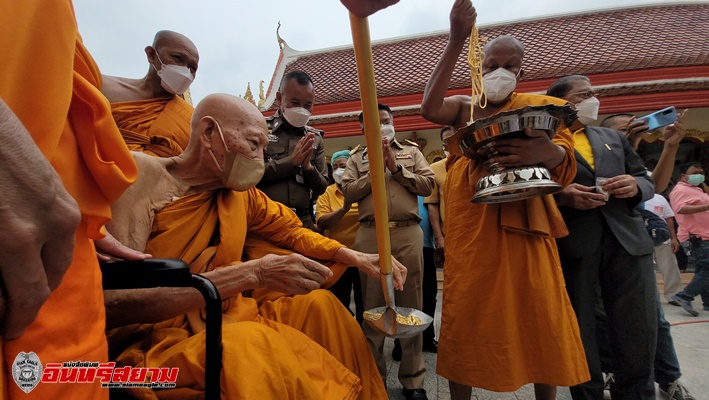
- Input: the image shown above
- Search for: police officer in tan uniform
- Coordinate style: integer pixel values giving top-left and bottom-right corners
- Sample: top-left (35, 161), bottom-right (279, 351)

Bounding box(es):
top-left (342, 103), bottom-right (435, 400)
top-left (258, 71), bottom-right (328, 230)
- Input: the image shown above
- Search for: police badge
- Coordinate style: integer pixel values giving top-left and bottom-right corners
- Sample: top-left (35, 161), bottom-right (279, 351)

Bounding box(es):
top-left (12, 352), bottom-right (42, 393)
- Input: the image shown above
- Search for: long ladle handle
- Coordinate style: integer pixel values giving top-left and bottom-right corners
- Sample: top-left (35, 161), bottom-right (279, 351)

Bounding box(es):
top-left (349, 13), bottom-right (395, 304)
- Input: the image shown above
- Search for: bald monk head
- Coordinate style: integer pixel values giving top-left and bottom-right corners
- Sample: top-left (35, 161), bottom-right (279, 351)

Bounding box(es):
top-left (481, 35), bottom-right (525, 105)
top-left (184, 93), bottom-right (269, 191)
top-left (144, 30), bottom-right (199, 95)
top-left (102, 30), bottom-right (200, 102)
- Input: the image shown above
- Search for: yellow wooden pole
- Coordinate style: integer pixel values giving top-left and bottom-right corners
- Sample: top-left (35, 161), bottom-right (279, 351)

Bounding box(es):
top-left (349, 14), bottom-right (393, 279)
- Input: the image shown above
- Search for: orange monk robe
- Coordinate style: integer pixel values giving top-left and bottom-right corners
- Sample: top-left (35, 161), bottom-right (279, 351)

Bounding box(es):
top-left (0, 1), bottom-right (136, 399)
top-left (112, 97), bottom-right (193, 157)
top-left (437, 93), bottom-right (590, 391)
top-left (108, 189), bottom-right (386, 399)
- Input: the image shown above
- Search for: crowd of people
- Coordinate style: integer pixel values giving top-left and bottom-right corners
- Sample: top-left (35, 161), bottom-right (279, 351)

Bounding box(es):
top-left (1, 0), bottom-right (704, 400)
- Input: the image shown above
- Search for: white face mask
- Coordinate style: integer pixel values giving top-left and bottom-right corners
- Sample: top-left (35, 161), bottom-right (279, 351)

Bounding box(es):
top-left (152, 51), bottom-right (194, 95)
top-left (443, 150), bottom-right (450, 158)
top-left (483, 68), bottom-right (518, 102)
top-left (575, 96), bottom-right (600, 125)
top-left (332, 167), bottom-right (346, 184)
top-left (380, 124), bottom-right (396, 142)
top-left (206, 118), bottom-right (265, 191)
top-left (281, 106), bottom-right (311, 128)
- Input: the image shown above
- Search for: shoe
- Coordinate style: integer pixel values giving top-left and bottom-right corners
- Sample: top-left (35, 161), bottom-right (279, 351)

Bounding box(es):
top-left (668, 299), bottom-right (682, 307)
top-left (403, 388), bottom-right (428, 400)
top-left (603, 372), bottom-right (614, 392)
top-left (422, 339), bottom-right (438, 353)
top-left (671, 294), bottom-right (699, 317)
top-left (659, 381), bottom-right (695, 400)
top-left (392, 339), bottom-right (401, 361)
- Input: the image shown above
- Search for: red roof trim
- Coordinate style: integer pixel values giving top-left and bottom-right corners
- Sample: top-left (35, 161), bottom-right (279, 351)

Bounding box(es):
top-left (264, 66), bottom-right (709, 118)
top-left (317, 89), bottom-right (709, 138)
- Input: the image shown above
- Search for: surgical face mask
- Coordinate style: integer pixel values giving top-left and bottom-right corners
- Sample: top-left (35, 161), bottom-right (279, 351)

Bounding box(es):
top-left (575, 96), bottom-right (600, 125)
top-left (206, 118), bottom-right (265, 191)
top-left (333, 167), bottom-right (346, 184)
top-left (152, 51), bottom-right (194, 95)
top-left (687, 174), bottom-right (705, 186)
top-left (380, 124), bottom-right (396, 142)
top-left (483, 68), bottom-right (519, 102)
top-left (444, 150), bottom-right (450, 158)
top-left (282, 106), bottom-right (311, 128)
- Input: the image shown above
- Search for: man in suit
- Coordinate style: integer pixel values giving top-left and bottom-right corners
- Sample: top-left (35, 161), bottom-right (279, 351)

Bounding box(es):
top-left (547, 75), bottom-right (658, 400)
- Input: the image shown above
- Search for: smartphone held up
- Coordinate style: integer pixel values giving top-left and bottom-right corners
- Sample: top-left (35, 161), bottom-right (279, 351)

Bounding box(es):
top-left (636, 106), bottom-right (678, 133)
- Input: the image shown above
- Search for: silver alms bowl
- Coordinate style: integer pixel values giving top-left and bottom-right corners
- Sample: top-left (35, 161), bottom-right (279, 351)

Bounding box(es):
top-left (450, 104), bottom-right (576, 204)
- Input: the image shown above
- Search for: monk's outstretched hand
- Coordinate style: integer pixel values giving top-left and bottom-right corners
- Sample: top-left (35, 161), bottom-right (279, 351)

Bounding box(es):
top-left (331, 247), bottom-right (407, 290)
top-left (255, 253), bottom-right (333, 295)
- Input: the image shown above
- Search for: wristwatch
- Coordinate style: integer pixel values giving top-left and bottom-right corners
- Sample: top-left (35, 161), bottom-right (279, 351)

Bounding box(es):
top-left (392, 164), bottom-right (403, 174)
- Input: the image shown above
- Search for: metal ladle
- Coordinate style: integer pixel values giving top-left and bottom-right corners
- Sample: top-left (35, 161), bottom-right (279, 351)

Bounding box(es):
top-left (348, 13), bottom-right (433, 339)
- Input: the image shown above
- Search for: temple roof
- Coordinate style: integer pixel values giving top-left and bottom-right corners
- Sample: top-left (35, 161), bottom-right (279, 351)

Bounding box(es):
top-left (262, 2), bottom-right (709, 111)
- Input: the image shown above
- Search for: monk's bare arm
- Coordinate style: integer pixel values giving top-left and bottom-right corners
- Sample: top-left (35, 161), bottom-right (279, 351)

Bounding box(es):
top-left (0, 97), bottom-right (81, 338)
top-left (105, 254), bottom-right (332, 327)
top-left (421, 0), bottom-right (475, 126)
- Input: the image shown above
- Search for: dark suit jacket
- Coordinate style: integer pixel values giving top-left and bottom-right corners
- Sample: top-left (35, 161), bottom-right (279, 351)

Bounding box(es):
top-left (556, 125), bottom-right (655, 258)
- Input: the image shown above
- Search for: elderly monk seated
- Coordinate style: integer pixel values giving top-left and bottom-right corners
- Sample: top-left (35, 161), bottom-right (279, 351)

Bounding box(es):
top-left (104, 93), bottom-right (402, 400)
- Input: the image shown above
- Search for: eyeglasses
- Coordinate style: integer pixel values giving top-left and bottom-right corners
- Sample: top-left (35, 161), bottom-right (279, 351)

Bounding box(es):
top-left (568, 90), bottom-right (598, 100)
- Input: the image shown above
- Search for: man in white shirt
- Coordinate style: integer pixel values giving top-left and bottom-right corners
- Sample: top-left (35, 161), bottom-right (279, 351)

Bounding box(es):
top-left (645, 193), bottom-right (684, 304)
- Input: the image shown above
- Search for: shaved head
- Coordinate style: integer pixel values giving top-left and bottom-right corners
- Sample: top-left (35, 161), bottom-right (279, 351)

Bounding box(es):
top-left (190, 94), bottom-right (269, 160)
top-left (146, 30), bottom-right (199, 77)
top-left (482, 35), bottom-right (525, 58)
top-left (153, 30), bottom-right (197, 54)
top-left (192, 94), bottom-right (265, 133)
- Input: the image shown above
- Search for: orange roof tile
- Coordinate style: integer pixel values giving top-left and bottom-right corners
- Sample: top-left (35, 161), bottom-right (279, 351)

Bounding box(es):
top-left (266, 3), bottom-right (709, 110)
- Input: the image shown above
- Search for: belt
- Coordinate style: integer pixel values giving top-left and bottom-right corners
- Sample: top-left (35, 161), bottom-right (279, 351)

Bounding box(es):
top-left (290, 207), bottom-right (312, 218)
top-left (362, 219), bottom-right (418, 229)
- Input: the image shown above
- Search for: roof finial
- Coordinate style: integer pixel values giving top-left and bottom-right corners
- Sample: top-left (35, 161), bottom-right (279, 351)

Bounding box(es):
top-left (244, 82), bottom-right (255, 106)
top-left (276, 21), bottom-right (288, 50)
top-left (257, 80), bottom-right (266, 108)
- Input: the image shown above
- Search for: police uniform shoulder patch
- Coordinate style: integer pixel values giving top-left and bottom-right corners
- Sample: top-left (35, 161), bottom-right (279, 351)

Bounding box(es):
top-left (404, 139), bottom-right (419, 147)
top-left (305, 126), bottom-right (324, 138)
top-left (12, 352), bottom-right (42, 393)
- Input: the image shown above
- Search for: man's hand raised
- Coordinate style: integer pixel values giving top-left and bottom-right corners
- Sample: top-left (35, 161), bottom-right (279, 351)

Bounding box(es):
top-left (340, 0), bottom-right (400, 18)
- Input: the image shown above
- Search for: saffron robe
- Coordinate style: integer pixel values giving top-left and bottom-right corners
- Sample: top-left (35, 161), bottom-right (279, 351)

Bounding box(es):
top-left (437, 93), bottom-right (590, 391)
top-left (109, 99), bottom-right (387, 399)
top-left (111, 97), bottom-right (192, 157)
top-left (0, 1), bottom-right (136, 399)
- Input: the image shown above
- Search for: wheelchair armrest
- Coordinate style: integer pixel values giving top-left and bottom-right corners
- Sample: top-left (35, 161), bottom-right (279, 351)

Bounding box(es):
top-left (100, 259), bottom-right (192, 290)
top-left (101, 258), bottom-right (223, 399)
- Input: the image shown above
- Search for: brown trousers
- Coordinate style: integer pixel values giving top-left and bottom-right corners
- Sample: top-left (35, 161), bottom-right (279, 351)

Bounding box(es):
top-left (355, 222), bottom-right (426, 389)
